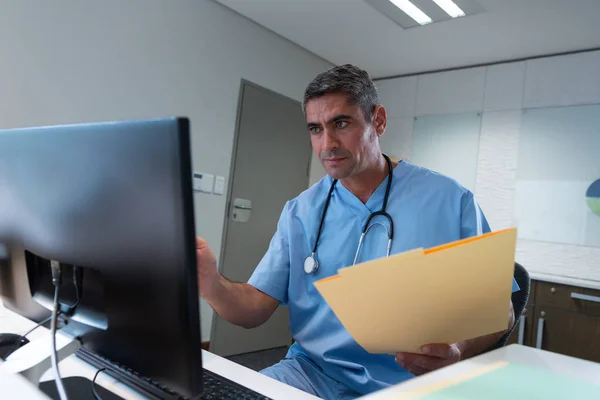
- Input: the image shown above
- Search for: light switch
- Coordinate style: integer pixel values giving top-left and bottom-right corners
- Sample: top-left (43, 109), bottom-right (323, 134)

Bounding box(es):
top-left (193, 172), bottom-right (214, 194)
top-left (214, 176), bottom-right (225, 195)
top-left (202, 174), bottom-right (214, 193)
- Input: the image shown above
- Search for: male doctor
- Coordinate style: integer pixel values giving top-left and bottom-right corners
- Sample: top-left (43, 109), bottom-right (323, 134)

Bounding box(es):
top-left (197, 64), bottom-right (517, 399)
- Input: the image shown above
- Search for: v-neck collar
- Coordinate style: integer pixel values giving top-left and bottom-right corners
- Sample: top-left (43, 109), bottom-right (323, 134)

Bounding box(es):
top-left (334, 161), bottom-right (404, 217)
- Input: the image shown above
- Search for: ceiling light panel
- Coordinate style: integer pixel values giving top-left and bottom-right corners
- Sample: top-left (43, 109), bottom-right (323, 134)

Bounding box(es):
top-left (365, 0), bottom-right (484, 29)
top-left (389, 0), bottom-right (432, 25)
top-left (432, 0), bottom-right (466, 18)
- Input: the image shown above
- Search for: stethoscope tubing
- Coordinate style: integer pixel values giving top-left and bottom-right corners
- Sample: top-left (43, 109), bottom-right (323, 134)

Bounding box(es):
top-left (306, 154), bottom-right (395, 274)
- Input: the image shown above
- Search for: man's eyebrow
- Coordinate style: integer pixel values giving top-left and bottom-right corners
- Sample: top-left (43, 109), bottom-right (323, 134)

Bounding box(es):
top-left (307, 114), bottom-right (353, 129)
top-left (326, 114), bottom-right (353, 124)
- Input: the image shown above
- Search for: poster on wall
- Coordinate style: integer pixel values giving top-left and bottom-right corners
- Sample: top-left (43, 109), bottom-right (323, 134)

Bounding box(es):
top-left (513, 104), bottom-right (600, 248)
top-left (587, 179), bottom-right (600, 216)
top-left (410, 112), bottom-right (482, 192)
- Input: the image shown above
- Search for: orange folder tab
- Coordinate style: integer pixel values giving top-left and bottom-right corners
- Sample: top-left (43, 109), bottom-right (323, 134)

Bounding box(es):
top-left (314, 228), bottom-right (517, 354)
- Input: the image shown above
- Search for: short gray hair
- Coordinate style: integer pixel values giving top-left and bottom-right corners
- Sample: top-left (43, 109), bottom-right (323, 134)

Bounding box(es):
top-left (302, 64), bottom-right (379, 121)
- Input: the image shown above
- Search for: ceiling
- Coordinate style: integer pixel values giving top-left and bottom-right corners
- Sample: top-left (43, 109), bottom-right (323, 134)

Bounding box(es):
top-left (214, 0), bottom-right (600, 79)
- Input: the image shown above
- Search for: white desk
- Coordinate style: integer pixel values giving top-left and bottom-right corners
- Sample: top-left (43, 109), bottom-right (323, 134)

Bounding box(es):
top-left (358, 344), bottom-right (600, 399)
top-left (0, 362), bottom-right (52, 400)
top-left (0, 305), bottom-right (318, 399)
top-left (4, 303), bottom-right (600, 400)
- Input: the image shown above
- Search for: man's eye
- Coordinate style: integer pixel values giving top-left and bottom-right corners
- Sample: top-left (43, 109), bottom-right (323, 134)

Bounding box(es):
top-left (309, 127), bottom-right (321, 134)
top-left (336, 121), bottom-right (348, 129)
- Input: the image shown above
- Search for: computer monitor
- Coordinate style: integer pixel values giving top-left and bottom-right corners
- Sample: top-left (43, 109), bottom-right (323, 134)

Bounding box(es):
top-left (0, 117), bottom-right (203, 398)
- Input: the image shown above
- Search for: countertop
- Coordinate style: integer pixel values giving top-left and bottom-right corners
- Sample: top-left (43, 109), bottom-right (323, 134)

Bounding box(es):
top-left (529, 271), bottom-right (600, 291)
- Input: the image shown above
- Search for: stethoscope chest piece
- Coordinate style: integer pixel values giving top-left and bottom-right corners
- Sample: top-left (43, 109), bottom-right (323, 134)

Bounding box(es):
top-left (304, 254), bottom-right (319, 274)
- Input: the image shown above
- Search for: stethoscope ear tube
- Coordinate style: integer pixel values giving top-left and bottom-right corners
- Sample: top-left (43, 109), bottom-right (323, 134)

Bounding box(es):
top-left (352, 233), bottom-right (366, 266)
top-left (353, 221), bottom-right (393, 265)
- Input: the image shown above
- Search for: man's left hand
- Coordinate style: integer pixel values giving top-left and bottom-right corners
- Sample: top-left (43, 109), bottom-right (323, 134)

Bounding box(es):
top-left (396, 300), bottom-right (516, 376)
top-left (395, 343), bottom-right (462, 376)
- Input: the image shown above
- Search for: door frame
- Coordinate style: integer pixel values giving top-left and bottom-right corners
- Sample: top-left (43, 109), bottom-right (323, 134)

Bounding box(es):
top-left (210, 79), bottom-right (310, 345)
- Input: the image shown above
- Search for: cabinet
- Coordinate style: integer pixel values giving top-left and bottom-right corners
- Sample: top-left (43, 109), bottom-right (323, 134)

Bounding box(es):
top-left (533, 307), bottom-right (600, 361)
top-left (506, 279), bottom-right (600, 363)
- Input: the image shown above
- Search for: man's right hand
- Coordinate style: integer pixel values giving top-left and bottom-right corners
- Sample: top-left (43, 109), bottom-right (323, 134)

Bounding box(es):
top-left (196, 237), bottom-right (219, 298)
top-left (194, 236), bottom-right (279, 329)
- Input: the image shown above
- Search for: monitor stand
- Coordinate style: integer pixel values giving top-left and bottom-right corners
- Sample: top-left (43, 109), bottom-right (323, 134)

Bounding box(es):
top-left (0, 330), bottom-right (80, 386)
top-left (39, 376), bottom-right (125, 400)
top-left (1, 331), bottom-right (125, 399)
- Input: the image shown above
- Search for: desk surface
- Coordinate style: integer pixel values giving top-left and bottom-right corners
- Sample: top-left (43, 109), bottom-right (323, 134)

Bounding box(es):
top-left (0, 304), bottom-right (318, 399)
top-left (0, 362), bottom-right (52, 400)
top-left (4, 303), bottom-right (600, 400)
top-left (359, 344), bottom-right (600, 399)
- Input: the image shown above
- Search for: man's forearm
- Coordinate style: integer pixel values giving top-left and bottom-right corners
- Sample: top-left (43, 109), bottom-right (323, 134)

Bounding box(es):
top-left (458, 301), bottom-right (516, 359)
top-left (203, 275), bottom-right (278, 329)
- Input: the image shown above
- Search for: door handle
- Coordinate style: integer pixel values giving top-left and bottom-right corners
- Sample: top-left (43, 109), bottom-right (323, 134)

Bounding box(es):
top-left (571, 292), bottom-right (600, 303)
top-left (517, 315), bottom-right (526, 345)
top-left (231, 198), bottom-right (252, 223)
top-left (535, 311), bottom-right (545, 349)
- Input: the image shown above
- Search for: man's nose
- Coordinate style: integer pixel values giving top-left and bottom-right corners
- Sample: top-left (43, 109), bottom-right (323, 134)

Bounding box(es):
top-left (322, 129), bottom-right (339, 151)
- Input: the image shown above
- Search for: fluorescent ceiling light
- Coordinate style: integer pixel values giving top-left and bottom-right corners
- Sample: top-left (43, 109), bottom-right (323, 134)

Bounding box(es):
top-left (389, 0), bottom-right (432, 25)
top-left (432, 0), bottom-right (466, 18)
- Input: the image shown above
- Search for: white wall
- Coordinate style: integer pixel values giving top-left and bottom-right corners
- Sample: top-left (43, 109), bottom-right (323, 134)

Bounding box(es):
top-left (0, 0), bottom-right (331, 340)
top-left (373, 50), bottom-right (600, 282)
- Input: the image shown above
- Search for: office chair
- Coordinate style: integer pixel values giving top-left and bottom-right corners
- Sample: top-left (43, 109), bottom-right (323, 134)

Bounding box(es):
top-left (486, 261), bottom-right (531, 352)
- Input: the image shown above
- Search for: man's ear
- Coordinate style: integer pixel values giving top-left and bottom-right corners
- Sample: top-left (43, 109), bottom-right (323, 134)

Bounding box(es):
top-left (372, 105), bottom-right (387, 137)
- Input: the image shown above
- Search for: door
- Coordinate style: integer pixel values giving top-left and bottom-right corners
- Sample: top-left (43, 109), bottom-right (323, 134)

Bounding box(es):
top-left (210, 82), bottom-right (312, 357)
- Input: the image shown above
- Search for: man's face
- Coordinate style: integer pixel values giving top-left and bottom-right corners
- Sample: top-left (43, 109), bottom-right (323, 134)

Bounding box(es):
top-left (305, 93), bottom-right (385, 180)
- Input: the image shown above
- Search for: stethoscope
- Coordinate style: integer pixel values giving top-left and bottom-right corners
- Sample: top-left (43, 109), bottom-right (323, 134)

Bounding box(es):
top-left (303, 154), bottom-right (395, 274)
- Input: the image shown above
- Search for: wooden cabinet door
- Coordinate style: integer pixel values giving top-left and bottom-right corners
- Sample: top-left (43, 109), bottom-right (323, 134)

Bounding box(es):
top-left (533, 307), bottom-right (600, 363)
top-left (536, 281), bottom-right (600, 316)
top-left (506, 306), bottom-right (533, 346)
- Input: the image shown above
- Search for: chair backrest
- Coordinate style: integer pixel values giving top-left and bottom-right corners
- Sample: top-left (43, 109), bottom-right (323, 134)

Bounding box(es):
top-left (486, 262), bottom-right (531, 351)
top-left (511, 262), bottom-right (530, 320)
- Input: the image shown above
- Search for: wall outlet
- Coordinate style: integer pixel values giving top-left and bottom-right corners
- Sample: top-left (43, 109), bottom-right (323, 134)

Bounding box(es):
top-left (214, 176), bottom-right (226, 195)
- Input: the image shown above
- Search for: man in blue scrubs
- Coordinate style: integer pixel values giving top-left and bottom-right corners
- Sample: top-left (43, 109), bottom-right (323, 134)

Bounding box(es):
top-left (197, 64), bottom-right (518, 399)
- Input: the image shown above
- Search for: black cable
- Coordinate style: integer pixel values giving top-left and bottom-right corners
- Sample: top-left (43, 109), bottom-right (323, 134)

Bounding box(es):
top-left (91, 368), bottom-right (106, 400)
top-left (69, 265), bottom-right (81, 311)
top-left (60, 265), bottom-right (81, 316)
top-left (18, 315), bottom-right (53, 343)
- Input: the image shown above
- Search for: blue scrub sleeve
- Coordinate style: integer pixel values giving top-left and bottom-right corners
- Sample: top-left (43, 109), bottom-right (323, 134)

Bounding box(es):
top-left (460, 190), bottom-right (491, 238)
top-left (247, 201), bottom-right (291, 305)
top-left (460, 191), bottom-right (520, 293)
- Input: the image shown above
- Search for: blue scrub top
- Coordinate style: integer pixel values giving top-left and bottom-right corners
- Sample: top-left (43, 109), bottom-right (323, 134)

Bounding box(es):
top-left (248, 161), bottom-right (519, 396)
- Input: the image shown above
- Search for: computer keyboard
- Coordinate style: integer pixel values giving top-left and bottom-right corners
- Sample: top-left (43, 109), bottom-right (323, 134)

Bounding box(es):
top-left (76, 347), bottom-right (273, 400)
top-left (201, 369), bottom-right (272, 400)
